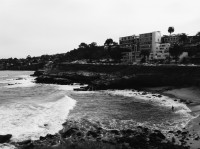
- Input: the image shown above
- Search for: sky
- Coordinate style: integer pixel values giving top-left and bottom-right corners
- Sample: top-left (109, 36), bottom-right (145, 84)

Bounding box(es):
top-left (0, 0), bottom-right (200, 58)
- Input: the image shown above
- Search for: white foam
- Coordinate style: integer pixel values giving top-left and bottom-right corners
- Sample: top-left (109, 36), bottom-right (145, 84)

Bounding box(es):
top-left (105, 90), bottom-right (195, 128)
top-left (5, 75), bottom-right (36, 88)
top-left (0, 144), bottom-right (16, 149)
top-left (56, 84), bottom-right (88, 91)
top-left (0, 95), bottom-right (76, 142)
top-left (106, 90), bottom-right (191, 111)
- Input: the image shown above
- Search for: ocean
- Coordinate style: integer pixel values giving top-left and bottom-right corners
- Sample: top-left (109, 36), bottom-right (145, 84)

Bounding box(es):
top-left (0, 71), bottom-right (195, 147)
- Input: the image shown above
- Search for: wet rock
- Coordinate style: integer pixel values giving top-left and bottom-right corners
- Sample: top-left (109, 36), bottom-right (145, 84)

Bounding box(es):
top-left (182, 131), bottom-right (188, 135)
top-left (143, 128), bottom-right (149, 133)
top-left (18, 139), bottom-right (31, 145)
top-left (149, 132), bottom-right (164, 143)
top-left (45, 134), bottom-right (55, 139)
top-left (137, 126), bottom-right (143, 129)
top-left (141, 92), bottom-right (147, 95)
top-left (110, 129), bottom-right (120, 135)
top-left (154, 130), bottom-right (161, 133)
top-left (129, 135), bottom-right (147, 148)
top-left (76, 132), bottom-right (83, 137)
top-left (62, 128), bottom-right (79, 138)
top-left (19, 142), bottom-right (34, 149)
top-left (0, 134), bottom-right (12, 143)
top-left (86, 131), bottom-right (98, 138)
top-left (177, 130), bottom-right (182, 134)
top-left (121, 129), bottom-right (135, 136)
top-left (172, 137), bottom-right (175, 143)
top-left (194, 136), bottom-right (199, 140)
top-left (40, 136), bottom-right (45, 140)
top-left (156, 132), bottom-right (165, 139)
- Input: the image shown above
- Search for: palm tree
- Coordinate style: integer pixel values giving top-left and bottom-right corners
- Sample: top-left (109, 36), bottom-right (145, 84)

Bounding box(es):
top-left (168, 27), bottom-right (174, 35)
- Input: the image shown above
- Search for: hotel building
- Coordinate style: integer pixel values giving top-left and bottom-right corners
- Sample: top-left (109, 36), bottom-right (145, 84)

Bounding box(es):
top-left (119, 35), bottom-right (140, 63)
top-left (139, 31), bottom-right (162, 60)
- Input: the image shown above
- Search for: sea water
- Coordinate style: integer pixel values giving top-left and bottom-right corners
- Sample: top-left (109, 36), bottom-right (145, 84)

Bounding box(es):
top-left (0, 71), bottom-right (195, 144)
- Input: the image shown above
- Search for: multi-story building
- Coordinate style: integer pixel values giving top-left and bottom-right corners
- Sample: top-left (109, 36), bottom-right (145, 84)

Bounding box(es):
top-left (119, 35), bottom-right (135, 49)
top-left (119, 35), bottom-right (140, 63)
top-left (154, 43), bottom-right (170, 60)
top-left (139, 31), bottom-right (161, 60)
top-left (161, 35), bottom-right (179, 44)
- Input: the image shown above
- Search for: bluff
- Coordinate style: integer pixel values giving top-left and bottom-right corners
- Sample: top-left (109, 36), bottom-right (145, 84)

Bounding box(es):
top-left (34, 63), bottom-right (200, 90)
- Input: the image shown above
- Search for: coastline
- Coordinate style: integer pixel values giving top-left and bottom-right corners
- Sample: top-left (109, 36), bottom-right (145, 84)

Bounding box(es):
top-left (2, 68), bottom-right (200, 148)
top-left (6, 86), bottom-right (199, 149)
top-left (144, 86), bottom-right (200, 148)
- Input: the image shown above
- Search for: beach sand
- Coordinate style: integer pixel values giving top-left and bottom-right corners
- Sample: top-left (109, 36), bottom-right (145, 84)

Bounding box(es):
top-left (146, 86), bottom-right (200, 149)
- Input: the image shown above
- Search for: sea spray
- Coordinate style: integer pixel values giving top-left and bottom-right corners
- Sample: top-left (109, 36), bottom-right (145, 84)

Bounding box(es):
top-left (0, 95), bottom-right (76, 142)
top-left (4, 75), bottom-right (36, 88)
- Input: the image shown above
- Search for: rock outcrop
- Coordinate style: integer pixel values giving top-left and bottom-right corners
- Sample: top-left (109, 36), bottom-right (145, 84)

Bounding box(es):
top-left (34, 64), bottom-right (200, 90)
top-left (0, 134), bottom-right (12, 143)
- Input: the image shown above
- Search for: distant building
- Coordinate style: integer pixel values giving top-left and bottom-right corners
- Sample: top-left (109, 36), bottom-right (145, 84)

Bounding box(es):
top-left (161, 35), bottom-right (179, 44)
top-left (139, 31), bottom-right (161, 60)
top-left (119, 35), bottom-right (140, 63)
top-left (153, 43), bottom-right (170, 60)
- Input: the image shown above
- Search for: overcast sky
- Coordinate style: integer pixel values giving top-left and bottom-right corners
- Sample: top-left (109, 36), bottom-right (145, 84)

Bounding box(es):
top-left (0, 0), bottom-right (200, 58)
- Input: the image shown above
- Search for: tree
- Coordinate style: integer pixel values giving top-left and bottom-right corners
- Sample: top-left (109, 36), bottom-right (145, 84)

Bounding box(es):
top-left (89, 42), bottom-right (97, 48)
top-left (104, 38), bottom-right (114, 49)
top-left (104, 38), bottom-right (114, 58)
top-left (168, 27), bottom-right (174, 35)
top-left (179, 33), bottom-right (188, 44)
top-left (79, 42), bottom-right (88, 49)
top-left (169, 43), bottom-right (182, 63)
top-left (109, 47), bottom-right (127, 62)
top-left (195, 32), bottom-right (200, 42)
top-left (140, 50), bottom-right (150, 63)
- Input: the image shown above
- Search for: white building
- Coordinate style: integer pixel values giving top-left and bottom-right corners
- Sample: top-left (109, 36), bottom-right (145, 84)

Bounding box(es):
top-left (139, 31), bottom-right (161, 60)
top-left (153, 43), bottom-right (170, 60)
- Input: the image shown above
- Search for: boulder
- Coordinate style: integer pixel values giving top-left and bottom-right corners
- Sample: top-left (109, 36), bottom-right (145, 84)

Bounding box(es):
top-left (18, 139), bottom-right (31, 145)
top-left (109, 129), bottom-right (120, 135)
top-left (86, 131), bottom-right (98, 138)
top-left (62, 128), bottom-right (79, 138)
top-left (0, 134), bottom-right (12, 143)
top-left (121, 129), bottom-right (135, 136)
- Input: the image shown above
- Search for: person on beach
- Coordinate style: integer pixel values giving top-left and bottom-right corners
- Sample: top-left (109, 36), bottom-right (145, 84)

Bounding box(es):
top-left (172, 106), bottom-right (174, 111)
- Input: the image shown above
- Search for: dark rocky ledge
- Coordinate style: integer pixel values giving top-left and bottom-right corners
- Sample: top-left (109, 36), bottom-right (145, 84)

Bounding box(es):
top-left (34, 64), bottom-right (200, 90)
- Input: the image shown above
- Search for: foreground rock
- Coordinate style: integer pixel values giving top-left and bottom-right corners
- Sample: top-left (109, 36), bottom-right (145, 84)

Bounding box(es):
top-left (0, 134), bottom-right (12, 143)
top-left (14, 120), bottom-right (191, 149)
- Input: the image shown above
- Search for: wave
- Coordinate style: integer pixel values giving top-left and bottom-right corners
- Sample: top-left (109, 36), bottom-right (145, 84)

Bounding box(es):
top-left (4, 75), bottom-right (36, 88)
top-left (0, 95), bottom-right (76, 142)
top-left (55, 84), bottom-right (88, 91)
top-left (105, 90), bottom-right (195, 128)
top-left (0, 144), bottom-right (16, 149)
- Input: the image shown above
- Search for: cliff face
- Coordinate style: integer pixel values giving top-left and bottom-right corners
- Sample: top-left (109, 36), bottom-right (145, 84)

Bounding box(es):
top-left (34, 64), bottom-right (200, 89)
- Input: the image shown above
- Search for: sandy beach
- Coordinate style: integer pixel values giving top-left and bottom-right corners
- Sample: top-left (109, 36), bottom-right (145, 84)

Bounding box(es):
top-left (146, 86), bottom-right (200, 149)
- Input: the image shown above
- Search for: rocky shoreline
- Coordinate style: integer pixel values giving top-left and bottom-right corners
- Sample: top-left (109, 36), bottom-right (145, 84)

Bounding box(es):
top-left (4, 119), bottom-right (195, 149)
top-left (1, 88), bottom-right (200, 149)
top-left (2, 64), bottom-right (199, 148)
